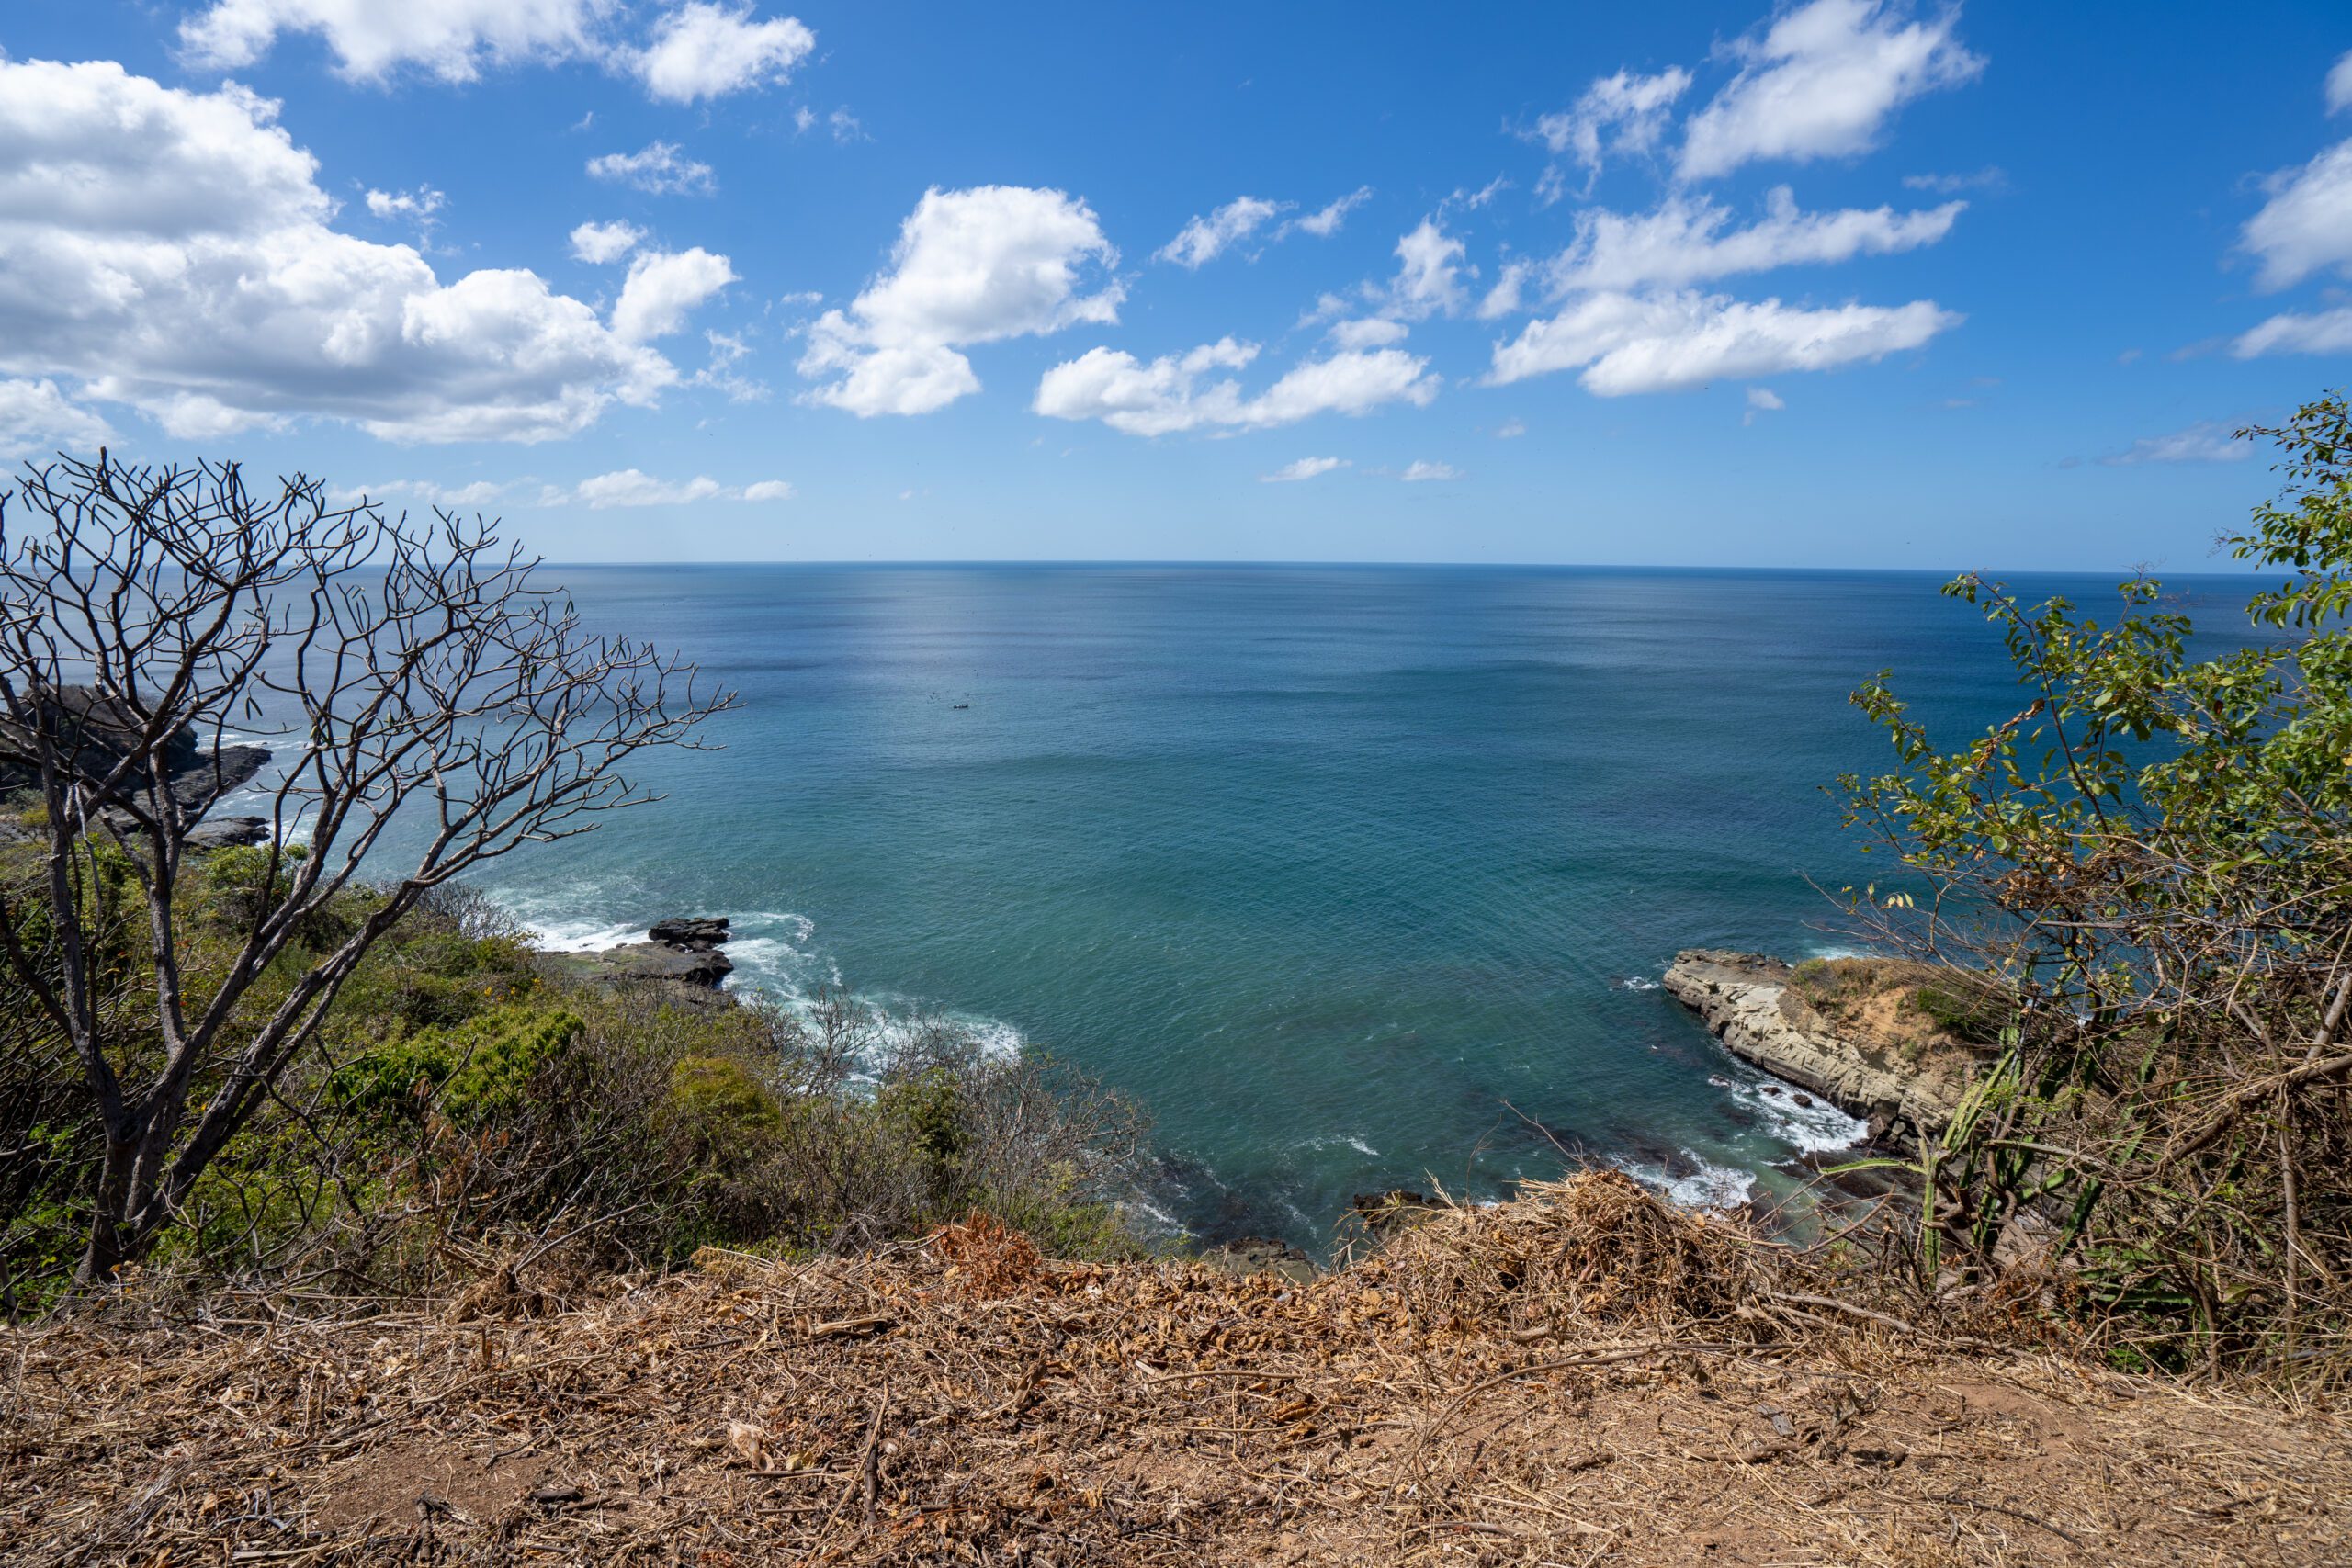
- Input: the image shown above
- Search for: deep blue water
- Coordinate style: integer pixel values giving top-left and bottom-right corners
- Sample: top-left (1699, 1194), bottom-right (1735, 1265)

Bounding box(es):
top-left (242, 564), bottom-right (2264, 1251)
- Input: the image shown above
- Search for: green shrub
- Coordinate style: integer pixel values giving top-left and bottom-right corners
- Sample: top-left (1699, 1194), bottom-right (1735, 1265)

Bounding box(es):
top-left (331, 1005), bottom-right (583, 1129)
top-left (660, 1055), bottom-right (783, 1169)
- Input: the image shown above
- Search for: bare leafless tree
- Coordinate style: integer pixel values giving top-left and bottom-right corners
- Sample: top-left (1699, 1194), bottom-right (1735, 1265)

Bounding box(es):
top-left (0, 451), bottom-right (731, 1285)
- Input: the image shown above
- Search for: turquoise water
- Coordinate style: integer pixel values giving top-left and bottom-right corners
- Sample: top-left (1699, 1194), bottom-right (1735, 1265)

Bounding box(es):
top-left (269, 565), bottom-right (2260, 1250)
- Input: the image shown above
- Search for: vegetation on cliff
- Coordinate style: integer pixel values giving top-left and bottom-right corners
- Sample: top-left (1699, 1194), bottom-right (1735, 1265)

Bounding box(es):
top-left (1840, 393), bottom-right (2352, 1377)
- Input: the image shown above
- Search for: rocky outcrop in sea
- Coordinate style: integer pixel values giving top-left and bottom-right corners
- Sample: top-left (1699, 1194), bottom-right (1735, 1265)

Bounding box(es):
top-left (535, 916), bottom-right (739, 1010)
top-left (0, 683), bottom-right (269, 842)
top-left (1663, 949), bottom-right (1991, 1145)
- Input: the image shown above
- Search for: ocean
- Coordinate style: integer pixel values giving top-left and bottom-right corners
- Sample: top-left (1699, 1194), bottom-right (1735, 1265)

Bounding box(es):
top-left (232, 564), bottom-right (2264, 1253)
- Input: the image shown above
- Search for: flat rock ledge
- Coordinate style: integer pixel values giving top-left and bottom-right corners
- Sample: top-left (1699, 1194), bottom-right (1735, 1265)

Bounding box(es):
top-left (536, 916), bottom-right (737, 1010)
top-left (1663, 949), bottom-right (1974, 1144)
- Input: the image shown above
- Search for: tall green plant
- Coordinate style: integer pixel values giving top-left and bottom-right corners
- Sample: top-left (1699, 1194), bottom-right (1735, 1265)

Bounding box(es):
top-left (1839, 393), bottom-right (2352, 1373)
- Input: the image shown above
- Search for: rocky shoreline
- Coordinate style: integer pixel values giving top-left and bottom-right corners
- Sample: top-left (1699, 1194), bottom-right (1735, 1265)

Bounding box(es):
top-left (1663, 948), bottom-right (1994, 1145)
top-left (532, 916), bottom-right (741, 1010)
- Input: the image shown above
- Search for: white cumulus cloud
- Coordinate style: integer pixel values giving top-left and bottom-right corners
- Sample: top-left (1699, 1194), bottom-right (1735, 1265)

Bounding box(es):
top-left (799, 186), bottom-right (1122, 417)
top-left (0, 60), bottom-right (729, 445)
top-left (548, 468), bottom-right (790, 507)
top-left (180, 0), bottom-right (606, 82)
top-left (1679, 0), bottom-right (1984, 182)
top-left (1157, 196), bottom-right (1285, 268)
top-left (1387, 220), bottom-right (1468, 319)
top-left (587, 141), bottom-right (717, 196)
top-left (570, 219), bottom-right (644, 264)
top-left (1533, 187), bottom-right (1962, 296)
top-left (1329, 318), bottom-right (1410, 350)
top-left (1261, 456), bottom-right (1347, 482)
top-left (2239, 141), bottom-right (2352, 291)
top-left (2232, 305), bottom-right (2352, 359)
top-left (1285, 186), bottom-right (1372, 239)
top-left (1530, 67), bottom-right (1692, 198)
top-left (625, 2), bottom-right (814, 101)
top-left (1399, 459), bottom-right (1461, 482)
top-left (611, 247), bottom-right (738, 344)
top-left (0, 378), bottom-right (113, 457)
top-left (1488, 289), bottom-right (1957, 394)
top-left (1035, 341), bottom-right (1437, 437)
top-left (2330, 50), bottom-right (2352, 116)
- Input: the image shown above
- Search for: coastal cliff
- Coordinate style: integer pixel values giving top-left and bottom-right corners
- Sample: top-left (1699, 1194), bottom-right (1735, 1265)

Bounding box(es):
top-left (1664, 949), bottom-right (1998, 1142)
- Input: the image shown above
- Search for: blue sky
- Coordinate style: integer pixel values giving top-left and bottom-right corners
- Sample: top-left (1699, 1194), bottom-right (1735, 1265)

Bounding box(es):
top-left (1, 1), bottom-right (2348, 570)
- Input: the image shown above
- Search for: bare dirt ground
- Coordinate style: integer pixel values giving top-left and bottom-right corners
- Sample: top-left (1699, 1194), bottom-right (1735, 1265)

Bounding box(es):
top-left (6, 1174), bottom-right (2346, 1565)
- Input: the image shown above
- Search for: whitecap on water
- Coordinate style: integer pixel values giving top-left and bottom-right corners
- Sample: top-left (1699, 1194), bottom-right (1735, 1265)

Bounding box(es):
top-left (1725, 1076), bottom-right (1869, 1155)
top-left (1615, 1153), bottom-right (1757, 1211)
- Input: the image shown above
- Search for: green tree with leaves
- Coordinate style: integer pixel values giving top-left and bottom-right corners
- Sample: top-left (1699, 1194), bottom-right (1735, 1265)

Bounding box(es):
top-left (1841, 393), bottom-right (2352, 1372)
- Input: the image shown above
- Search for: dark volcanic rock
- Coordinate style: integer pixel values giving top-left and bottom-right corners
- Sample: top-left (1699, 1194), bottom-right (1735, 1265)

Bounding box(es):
top-left (187, 817), bottom-right (272, 851)
top-left (0, 684), bottom-right (270, 822)
top-left (648, 916), bottom-right (730, 950)
top-left (536, 916), bottom-right (738, 1010)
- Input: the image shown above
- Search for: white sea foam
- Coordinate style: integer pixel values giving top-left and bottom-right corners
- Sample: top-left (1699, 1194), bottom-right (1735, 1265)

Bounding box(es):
top-left (1729, 1077), bottom-right (1869, 1155)
top-left (1612, 976), bottom-right (1662, 992)
top-left (1617, 1154), bottom-right (1757, 1211)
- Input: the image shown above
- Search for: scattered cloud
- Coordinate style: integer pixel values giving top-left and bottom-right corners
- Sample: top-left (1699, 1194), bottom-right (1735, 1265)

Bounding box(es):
top-left (2331, 50), bottom-right (2352, 115)
top-left (1386, 220), bottom-right (1469, 319)
top-left (1035, 341), bottom-right (1438, 436)
top-left (570, 219), bottom-right (645, 264)
top-left (827, 107), bottom-right (865, 142)
top-left (330, 477), bottom-right (512, 510)
top-left (1902, 165), bottom-right (2007, 195)
top-left (0, 61), bottom-right (729, 444)
top-left (1443, 175), bottom-right (1510, 213)
top-left (1284, 186), bottom-right (1372, 238)
top-left (1529, 66), bottom-right (1692, 200)
top-left (181, 1), bottom-right (819, 107)
top-left (1679, 0), bottom-right (1984, 182)
top-left (587, 141), bottom-right (717, 196)
top-left (611, 248), bottom-right (737, 343)
top-left (1745, 386), bottom-right (1786, 423)
top-left (624, 2), bottom-right (814, 103)
top-left (1398, 459), bottom-right (1461, 482)
top-left (2098, 421), bottom-right (2252, 467)
top-left (1261, 456), bottom-right (1348, 482)
top-left (1158, 197), bottom-right (1286, 268)
top-left (0, 378), bottom-right (112, 457)
top-left (2239, 141), bottom-right (2352, 290)
top-left (2232, 305), bottom-right (2352, 359)
top-left (546, 468), bottom-right (790, 508)
top-left (1494, 418), bottom-right (1526, 438)
top-left (178, 0), bottom-right (606, 83)
top-left (800, 186), bottom-right (1121, 416)
top-left (365, 186), bottom-right (446, 240)
top-left (1518, 187), bottom-right (1962, 298)
top-left (692, 329), bottom-right (768, 401)
top-left (1489, 289), bottom-right (1957, 393)
top-left (1329, 318), bottom-right (1410, 350)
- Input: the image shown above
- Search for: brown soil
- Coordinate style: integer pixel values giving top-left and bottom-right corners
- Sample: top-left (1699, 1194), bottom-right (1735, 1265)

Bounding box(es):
top-left (6, 1176), bottom-right (2345, 1566)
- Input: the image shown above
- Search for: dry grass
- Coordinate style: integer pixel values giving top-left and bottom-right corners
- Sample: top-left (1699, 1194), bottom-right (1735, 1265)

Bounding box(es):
top-left (6, 1172), bottom-right (2346, 1565)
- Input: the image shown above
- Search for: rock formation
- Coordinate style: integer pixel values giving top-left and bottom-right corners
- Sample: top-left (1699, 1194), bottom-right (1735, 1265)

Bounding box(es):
top-left (1663, 949), bottom-right (1994, 1143)
top-left (0, 683), bottom-right (269, 828)
top-left (536, 917), bottom-right (737, 1010)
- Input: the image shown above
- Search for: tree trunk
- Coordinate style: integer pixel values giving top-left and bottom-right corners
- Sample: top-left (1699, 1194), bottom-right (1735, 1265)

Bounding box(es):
top-left (75, 1134), bottom-right (137, 1286)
